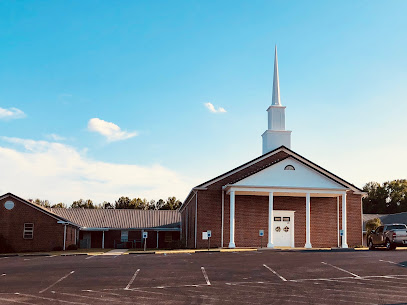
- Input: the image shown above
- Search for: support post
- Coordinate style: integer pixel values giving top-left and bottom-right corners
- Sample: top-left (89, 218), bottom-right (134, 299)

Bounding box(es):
top-left (342, 193), bottom-right (348, 248)
top-left (267, 192), bottom-right (274, 248)
top-left (228, 191), bottom-right (236, 248)
top-left (63, 224), bottom-right (67, 251)
top-left (156, 231), bottom-right (159, 249)
top-left (102, 231), bottom-right (105, 249)
top-left (305, 193), bottom-right (312, 248)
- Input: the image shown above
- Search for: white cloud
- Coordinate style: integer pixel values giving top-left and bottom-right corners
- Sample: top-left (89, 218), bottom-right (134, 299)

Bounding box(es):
top-left (87, 118), bottom-right (138, 142)
top-left (46, 134), bottom-right (66, 141)
top-left (0, 137), bottom-right (195, 204)
top-left (204, 102), bottom-right (227, 113)
top-left (0, 107), bottom-right (26, 120)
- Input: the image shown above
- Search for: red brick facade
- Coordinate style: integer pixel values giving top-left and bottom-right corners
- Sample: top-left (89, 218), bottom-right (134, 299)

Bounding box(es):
top-left (0, 194), bottom-right (78, 252)
top-left (180, 149), bottom-right (363, 249)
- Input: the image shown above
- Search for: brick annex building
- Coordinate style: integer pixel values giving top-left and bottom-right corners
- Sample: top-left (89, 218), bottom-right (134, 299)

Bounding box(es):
top-left (180, 47), bottom-right (365, 249)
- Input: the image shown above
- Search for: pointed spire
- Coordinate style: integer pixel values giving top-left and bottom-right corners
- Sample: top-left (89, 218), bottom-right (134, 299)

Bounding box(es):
top-left (271, 45), bottom-right (281, 106)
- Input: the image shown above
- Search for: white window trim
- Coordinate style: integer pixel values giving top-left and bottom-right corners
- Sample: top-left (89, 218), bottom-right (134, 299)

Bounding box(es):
top-left (23, 223), bottom-right (34, 239)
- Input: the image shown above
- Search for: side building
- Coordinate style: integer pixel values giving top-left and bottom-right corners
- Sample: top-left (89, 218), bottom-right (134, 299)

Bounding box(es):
top-left (0, 192), bottom-right (181, 253)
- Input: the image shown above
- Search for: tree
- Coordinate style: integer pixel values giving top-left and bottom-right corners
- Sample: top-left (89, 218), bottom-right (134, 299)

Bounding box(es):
top-left (365, 218), bottom-right (381, 235)
top-left (363, 180), bottom-right (407, 214)
top-left (363, 182), bottom-right (388, 213)
top-left (29, 198), bottom-right (51, 208)
top-left (156, 199), bottom-right (166, 210)
top-left (115, 197), bottom-right (131, 209)
top-left (51, 203), bottom-right (66, 208)
top-left (102, 201), bottom-right (114, 209)
top-left (71, 199), bottom-right (95, 209)
top-left (159, 197), bottom-right (181, 210)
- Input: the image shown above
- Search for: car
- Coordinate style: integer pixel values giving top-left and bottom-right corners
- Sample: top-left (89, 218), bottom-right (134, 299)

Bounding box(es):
top-left (368, 224), bottom-right (407, 250)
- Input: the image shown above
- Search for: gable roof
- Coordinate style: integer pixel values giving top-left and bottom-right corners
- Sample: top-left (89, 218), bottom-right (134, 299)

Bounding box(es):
top-left (181, 146), bottom-right (364, 210)
top-left (50, 208), bottom-right (181, 229)
top-left (0, 193), bottom-right (80, 227)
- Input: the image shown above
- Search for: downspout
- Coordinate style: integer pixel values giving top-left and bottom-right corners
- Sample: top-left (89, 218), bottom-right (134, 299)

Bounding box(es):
top-left (195, 191), bottom-right (198, 249)
top-left (221, 188), bottom-right (224, 248)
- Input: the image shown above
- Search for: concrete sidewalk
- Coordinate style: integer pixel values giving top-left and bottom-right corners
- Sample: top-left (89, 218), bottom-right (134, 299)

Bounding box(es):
top-left (101, 249), bottom-right (128, 255)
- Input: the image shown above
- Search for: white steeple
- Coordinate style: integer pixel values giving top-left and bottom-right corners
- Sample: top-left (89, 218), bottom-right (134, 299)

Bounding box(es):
top-left (272, 45), bottom-right (281, 106)
top-left (261, 46), bottom-right (292, 154)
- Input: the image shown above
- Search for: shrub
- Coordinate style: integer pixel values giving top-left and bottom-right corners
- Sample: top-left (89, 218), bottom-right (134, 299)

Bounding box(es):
top-left (366, 218), bottom-right (382, 235)
top-left (52, 246), bottom-right (63, 251)
top-left (66, 244), bottom-right (78, 250)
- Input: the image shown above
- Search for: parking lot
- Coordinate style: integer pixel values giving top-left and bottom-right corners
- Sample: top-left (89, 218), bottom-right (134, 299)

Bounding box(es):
top-left (1, 250), bottom-right (407, 304)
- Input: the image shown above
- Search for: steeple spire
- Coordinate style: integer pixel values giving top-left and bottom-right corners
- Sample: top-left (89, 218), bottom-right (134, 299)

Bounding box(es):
top-left (262, 45), bottom-right (291, 154)
top-left (271, 45), bottom-right (281, 106)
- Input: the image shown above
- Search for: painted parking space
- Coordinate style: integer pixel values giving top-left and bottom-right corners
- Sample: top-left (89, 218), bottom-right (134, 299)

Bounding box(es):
top-left (2, 250), bottom-right (407, 304)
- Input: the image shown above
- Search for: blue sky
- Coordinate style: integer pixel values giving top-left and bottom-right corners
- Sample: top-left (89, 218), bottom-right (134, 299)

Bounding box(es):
top-left (0, 1), bottom-right (406, 204)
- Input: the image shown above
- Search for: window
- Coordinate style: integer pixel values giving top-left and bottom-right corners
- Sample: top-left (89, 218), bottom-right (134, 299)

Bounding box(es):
top-left (121, 230), bottom-right (129, 242)
top-left (274, 217), bottom-right (281, 221)
top-left (386, 225), bottom-right (406, 230)
top-left (23, 223), bottom-right (34, 239)
top-left (283, 217), bottom-right (290, 222)
top-left (284, 165), bottom-right (295, 170)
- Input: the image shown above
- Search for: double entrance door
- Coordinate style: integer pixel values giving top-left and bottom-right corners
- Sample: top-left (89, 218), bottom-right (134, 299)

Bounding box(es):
top-left (273, 211), bottom-right (294, 248)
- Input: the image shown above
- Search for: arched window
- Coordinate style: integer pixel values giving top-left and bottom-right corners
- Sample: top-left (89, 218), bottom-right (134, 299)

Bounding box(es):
top-left (284, 165), bottom-right (295, 171)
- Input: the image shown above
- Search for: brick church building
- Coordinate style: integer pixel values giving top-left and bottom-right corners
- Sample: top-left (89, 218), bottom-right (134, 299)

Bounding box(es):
top-left (180, 47), bottom-right (364, 249)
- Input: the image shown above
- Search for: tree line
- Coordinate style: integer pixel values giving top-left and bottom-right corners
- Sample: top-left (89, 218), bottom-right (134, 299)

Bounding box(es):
top-left (28, 196), bottom-right (182, 210)
top-left (363, 179), bottom-right (407, 214)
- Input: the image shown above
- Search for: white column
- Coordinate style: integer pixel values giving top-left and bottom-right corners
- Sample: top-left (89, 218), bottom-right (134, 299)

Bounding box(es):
top-left (342, 193), bottom-right (348, 248)
top-left (305, 193), bottom-right (312, 248)
top-left (102, 231), bottom-right (105, 249)
top-left (267, 192), bottom-right (274, 248)
top-left (228, 191), bottom-right (236, 248)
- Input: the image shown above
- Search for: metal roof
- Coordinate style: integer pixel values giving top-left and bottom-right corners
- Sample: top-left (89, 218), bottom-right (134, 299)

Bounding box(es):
top-left (50, 208), bottom-right (181, 229)
top-left (363, 212), bottom-right (407, 230)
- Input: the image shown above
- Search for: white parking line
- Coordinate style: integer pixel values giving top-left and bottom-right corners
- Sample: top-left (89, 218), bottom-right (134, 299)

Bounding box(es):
top-left (0, 296), bottom-right (34, 304)
top-left (201, 267), bottom-right (211, 285)
top-left (1, 273), bottom-right (6, 277)
top-left (16, 293), bottom-right (87, 305)
top-left (321, 262), bottom-right (360, 278)
top-left (85, 255), bottom-right (96, 260)
top-left (263, 264), bottom-right (287, 281)
top-left (0, 257), bottom-right (9, 260)
top-left (39, 270), bottom-right (75, 293)
top-left (125, 269), bottom-right (140, 290)
top-left (379, 259), bottom-right (407, 267)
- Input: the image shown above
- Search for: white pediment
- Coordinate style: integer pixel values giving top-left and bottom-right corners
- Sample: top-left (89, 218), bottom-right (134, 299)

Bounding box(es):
top-left (233, 157), bottom-right (345, 189)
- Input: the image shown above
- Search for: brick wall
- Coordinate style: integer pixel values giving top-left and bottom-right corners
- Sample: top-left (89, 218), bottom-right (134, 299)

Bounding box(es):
top-left (191, 191), bottom-right (362, 249)
top-left (0, 195), bottom-right (66, 252)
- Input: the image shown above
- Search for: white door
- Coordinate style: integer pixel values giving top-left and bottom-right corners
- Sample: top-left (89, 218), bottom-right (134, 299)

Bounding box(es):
top-left (273, 211), bottom-right (294, 247)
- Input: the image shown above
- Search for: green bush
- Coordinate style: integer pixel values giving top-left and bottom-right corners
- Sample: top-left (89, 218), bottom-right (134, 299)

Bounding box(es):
top-left (366, 218), bottom-right (382, 235)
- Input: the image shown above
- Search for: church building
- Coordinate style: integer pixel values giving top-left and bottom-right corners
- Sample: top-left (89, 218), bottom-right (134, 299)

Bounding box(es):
top-left (180, 47), bottom-right (364, 249)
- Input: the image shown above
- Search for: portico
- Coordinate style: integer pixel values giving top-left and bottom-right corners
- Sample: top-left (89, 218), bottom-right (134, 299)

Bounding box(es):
top-left (224, 186), bottom-right (349, 249)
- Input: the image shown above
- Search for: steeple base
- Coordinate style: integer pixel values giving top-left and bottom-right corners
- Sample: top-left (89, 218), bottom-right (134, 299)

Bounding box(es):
top-left (262, 130), bottom-right (291, 154)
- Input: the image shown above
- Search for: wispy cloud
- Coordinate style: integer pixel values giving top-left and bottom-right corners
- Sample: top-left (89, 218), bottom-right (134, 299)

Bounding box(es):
top-left (87, 118), bottom-right (138, 142)
top-left (0, 107), bottom-right (26, 120)
top-left (204, 102), bottom-right (227, 113)
top-left (46, 134), bottom-right (66, 141)
top-left (0, 137), bottom-right (194, 204)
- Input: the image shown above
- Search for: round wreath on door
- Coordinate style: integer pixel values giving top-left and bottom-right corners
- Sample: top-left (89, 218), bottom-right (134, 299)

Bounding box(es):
top-left (283, 226), bottom-right (289, 232)
top-left (275, 226), bottom-right (281, 232)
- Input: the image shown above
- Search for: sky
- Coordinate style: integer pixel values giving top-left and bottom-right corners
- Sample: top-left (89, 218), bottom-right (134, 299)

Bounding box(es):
top-left (0, 1), bottom-right (406, 205)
